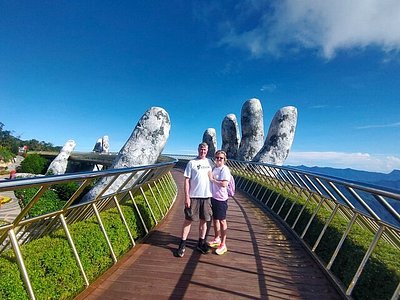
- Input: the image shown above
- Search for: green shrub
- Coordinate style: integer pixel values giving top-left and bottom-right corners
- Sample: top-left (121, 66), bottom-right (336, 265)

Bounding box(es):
top-left (0, 146), bottom-right (14, 163)
top-left (0, 253), bottom-right (28, 299)
top-left (15, 187), bottom-right (66, 217)
top-left (0, 174), bottom-right (176, 299)
top-left (55, 217), bottom-right (113, 283)
top-left (23, 237), bottom-right (85, 299)
top-left (0, 203), bottom-right (156, 299)
top-left (62, 181), bottom-right (97, 204)
top-left (18, 154), bottom-right (49, 174)
top-left (52, 182), bottom-right (81, 201)
top-left (101, 208), bottom-right (134, 258)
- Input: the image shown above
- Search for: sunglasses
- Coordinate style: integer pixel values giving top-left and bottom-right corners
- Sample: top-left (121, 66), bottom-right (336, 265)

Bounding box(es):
top-left (215, 156), bottom-right (225, 160)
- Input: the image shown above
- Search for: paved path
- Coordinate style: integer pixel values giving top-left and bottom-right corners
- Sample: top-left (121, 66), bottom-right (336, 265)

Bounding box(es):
top-left (76, 169), bottom-right (343, 299)
top-left (0, 156), bottom-right (23, 223)
top-left (0, 177), bottom-right (21, 223)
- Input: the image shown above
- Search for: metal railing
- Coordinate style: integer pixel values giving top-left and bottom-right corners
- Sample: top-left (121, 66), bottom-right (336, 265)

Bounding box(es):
top-left (221, 158), bottom-right (400, 300)
top-left (0, 156), bottom-right (178, 300)
top-left (2, 153), bottom-right (399, 299)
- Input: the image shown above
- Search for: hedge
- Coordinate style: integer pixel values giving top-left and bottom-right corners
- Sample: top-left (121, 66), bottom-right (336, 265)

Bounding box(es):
top-left (0, 181), bottom-right (175, 299)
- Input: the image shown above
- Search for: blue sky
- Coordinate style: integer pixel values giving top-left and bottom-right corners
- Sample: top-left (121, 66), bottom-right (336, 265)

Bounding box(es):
top-left (1, 1), bottom-right (400, 173)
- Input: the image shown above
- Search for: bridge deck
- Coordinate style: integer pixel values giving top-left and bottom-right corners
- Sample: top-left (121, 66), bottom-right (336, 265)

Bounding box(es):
top-left (76, 169), bottom-right (342, 299)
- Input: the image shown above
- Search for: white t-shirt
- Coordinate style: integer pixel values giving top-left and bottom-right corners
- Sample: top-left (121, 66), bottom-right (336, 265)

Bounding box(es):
top-left (211, 166), bottom-right (231, 201)
top-left (184, 158), bottom-right (213, 198)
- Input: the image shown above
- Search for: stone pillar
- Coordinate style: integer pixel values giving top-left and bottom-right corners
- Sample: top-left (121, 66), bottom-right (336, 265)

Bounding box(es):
top-left (93, 138), bottom-right (103, 153)
top-left (93, 135), bottom-right (110, 153)
top-left (253, 106), bottom-right (297, 165)
top-left (237, 98), bottom-right (264, 161)
top-left (221, 114), bottom-right (240, 159)
top-left (102, 135), bottom-right (110, 153)
top-left (46, 140), bottom-right (76, 175)
top-left (81, 107), bottom-right (171, 202)
top-left (202, 128), bottom-right (217, 158)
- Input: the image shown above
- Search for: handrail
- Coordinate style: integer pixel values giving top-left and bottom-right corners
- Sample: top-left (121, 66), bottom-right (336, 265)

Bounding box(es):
top-left (215, 158), bottom-right (400, 299)
top-left (1, 152), bottom-right (399, 299)
top-left (167, 154), bottom-right (400, 226)
top-left (0, 156), bottom-right (178, 300)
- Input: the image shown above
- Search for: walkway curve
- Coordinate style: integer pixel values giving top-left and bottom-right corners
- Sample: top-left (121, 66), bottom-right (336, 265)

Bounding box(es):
top-left (76, 169), bottom-right (343, 299)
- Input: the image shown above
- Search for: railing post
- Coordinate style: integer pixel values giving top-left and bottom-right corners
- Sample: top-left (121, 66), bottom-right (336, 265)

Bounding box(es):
top-left (259, 187), bottom-right (270, 204)
top-left (161, 175), bottom-right (174, 201)
top-left (147, 184), bottom-right (164, 217)
top-left (291, 192), bottom-right (313, 230)
top-left (277, 184), bottom-right (296, 214)
top-left (327, 212), bottom-right (358, 270)
top-left (59, 214), bottom-right (89, 286)
top-left (300, 196), bottom-right (325, 239)
top-left (113, 196), bottom-right (136, 247)
top-left (346, 225), bottom-right (385, 296)
top-left (284, 187), bottom-right (307, 222)
top-left (8, 228), bottom-right (36, 300)
top-left (92, 203), bottom-right (117, 263)
top-left (392, 281), bottom-right (400, 300)
top-left (153, 181), bottom-right (169, 212)
top-left (140, 187), bottom-right (158, 225)
top-left (129, 191), bottom-right (148, 234)
top-left (312, 203), bottom-right (339, 252)
top-left (265, 189), bottom-right (276, 206)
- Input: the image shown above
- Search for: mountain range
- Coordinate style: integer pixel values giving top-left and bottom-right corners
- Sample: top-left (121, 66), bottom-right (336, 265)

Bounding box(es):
top-left (288, 165), bottom-right (400, 191)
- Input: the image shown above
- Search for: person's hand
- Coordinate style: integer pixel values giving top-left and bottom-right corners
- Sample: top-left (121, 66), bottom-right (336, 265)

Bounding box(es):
top-left (185, 196), bottom-right (191, 208)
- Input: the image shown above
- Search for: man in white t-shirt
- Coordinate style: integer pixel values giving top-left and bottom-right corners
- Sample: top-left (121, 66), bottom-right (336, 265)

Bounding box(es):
top-left (175, 142), bottom-right (213, 257)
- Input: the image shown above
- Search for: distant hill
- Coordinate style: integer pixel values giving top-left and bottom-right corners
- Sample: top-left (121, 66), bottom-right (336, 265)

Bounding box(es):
top-left (287, 165), bottom-right (400, 191)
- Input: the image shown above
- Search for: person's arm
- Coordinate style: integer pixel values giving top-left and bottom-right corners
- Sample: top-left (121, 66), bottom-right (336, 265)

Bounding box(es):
top-left (184, 177), bottom-right (191, 208)
top-left (211, 167), bottom-right (228, 187)
top-left (210, 177), bottom-right (228, 187)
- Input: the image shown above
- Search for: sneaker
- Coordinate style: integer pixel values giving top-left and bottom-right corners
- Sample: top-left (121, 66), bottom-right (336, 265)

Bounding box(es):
top-left (215, 244), bottom-right (227, 255)
top-left (196, 243), bottom-right (210, 254)
top-left (207, 237), bottom-right (221, 248)
top-left (175, 246), bottom-right (186, 257)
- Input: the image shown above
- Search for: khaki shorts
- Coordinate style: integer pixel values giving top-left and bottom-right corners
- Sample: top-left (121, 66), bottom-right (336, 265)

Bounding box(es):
top-left (184, 198), bottom-right (212, 222)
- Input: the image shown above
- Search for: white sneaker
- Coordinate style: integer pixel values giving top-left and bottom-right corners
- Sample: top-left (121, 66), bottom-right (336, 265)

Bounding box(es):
top-left (207, 237), bottom-right (221, 248)
top-left (215, 244), bottom-right (227, 255)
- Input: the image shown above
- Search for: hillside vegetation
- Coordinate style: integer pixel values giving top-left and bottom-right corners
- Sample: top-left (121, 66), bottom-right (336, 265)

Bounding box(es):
top-left (0, 122), bottom-right (61, 162)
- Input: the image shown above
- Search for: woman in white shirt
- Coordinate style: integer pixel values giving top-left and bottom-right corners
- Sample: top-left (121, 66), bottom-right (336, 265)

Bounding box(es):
top-left (208, 150), bottom-right (231, 255)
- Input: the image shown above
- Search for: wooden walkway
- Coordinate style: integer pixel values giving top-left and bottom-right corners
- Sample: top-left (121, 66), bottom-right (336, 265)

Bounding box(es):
top-left (76, 169), bottom-right (343, 300)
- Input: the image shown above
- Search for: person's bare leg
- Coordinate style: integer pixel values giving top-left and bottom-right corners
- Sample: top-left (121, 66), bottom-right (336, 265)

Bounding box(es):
top-left (205, 220), bottom-right (212, 240)
top-left (199, 219), bottom-right (207, 239)
top-left (220, 219), bottom-right (227, 245)
top-left (181, 219), bottom-right (192, 240)
top-left (175, 219), bottom-right (192, 257)
top-left (213, 218), bottom-right (221, 239)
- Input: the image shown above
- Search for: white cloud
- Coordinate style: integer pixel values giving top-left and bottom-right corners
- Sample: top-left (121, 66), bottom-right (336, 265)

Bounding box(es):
top-left (220, 0), bottom-right (400, 59)
top-left (285, 151), bottom-right (400, 173)
top-left (309, 104), bottom-right (328, 109)
top-left (260, 83), bottom-right (277, 92)
top-left (356, 122), bottom-right (400, 129)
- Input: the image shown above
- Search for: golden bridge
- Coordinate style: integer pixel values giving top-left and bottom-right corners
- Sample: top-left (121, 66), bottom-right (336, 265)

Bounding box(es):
top-left (0, 153), bottom-right (399, 299)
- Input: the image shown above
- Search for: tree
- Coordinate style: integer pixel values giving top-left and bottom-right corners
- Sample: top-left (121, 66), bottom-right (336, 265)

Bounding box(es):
top-left (0, 122), bottom-right (61, 154)
top-left (0, 122), bottom-right (20, 155)
top-left (0, 146), bottom-right (14, 162)
top-left (18, 153), bottom-right (49, 174)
